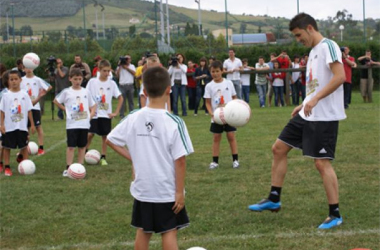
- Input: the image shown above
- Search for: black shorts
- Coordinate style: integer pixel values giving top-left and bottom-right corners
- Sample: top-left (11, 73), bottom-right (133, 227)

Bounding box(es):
top-left (89, 118), bottom-right (111, 136)
top-left (2, 130), bottom-right (29, 149)
top-left (131, 199), bottom-right (189, 234)
top-left (67, 129), bottom-right (88, 148)
top-left (278, 114), bottom-right (339, 159)
top-left (27, 110), bottom-right (42, 127)
top-left (210, 122), bottom-right (237, 134)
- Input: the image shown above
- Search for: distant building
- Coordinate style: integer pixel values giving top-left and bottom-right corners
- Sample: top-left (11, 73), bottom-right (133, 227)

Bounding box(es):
top-left (212, 28), bottom-right (233, 47)
top-left (129, 18), bottom-right (140, 24)
top-left (232, 33), bottom-right (276, 45)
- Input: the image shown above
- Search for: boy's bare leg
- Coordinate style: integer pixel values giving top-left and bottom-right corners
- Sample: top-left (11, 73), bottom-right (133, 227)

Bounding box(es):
top-left (314, 159), bottom-right (339, 204)
top-left (36, 126), bottom-right (44, 146)
top-left (226, 132), bottom-right (238, 155)
top-left (21, 147), bottom-right (29, 160)
top-left (271, 139), bottom-right (292, 187)
top-left (212, 133), bottom-right (222, 157)
top-left (86, 133), bottom-right (94, 150)
top-left (101, 136), bottom-right (107, 156)
top-left (134, 228), bottom-right (152, 250)
top-left (66, 147), bottom-right (75, 166)
top-left (77, 147), bottom-right (86, 164)
top-left (3, 148), bottom-right (10, 165)
top-left (161, 230), bottom-right (178, 250)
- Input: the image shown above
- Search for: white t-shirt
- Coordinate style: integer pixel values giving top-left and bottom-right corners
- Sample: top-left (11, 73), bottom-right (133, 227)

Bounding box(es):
top-left (255, 63), bottom-right (269, 85)
top-left (300, 38), bottom-right (346, 121)
top-left (204, 78), bottom-right (236, 113)
top-left (0, 90), bottom-right (33, 132)
top-left (55, 87), bottom-right (96, 129)
top-left (86, 78), bottom-right (121, 119)
top-left (107, 107), bottom-right (194, 203)
top-left (291, 62), bottom-right (301, 82)
top-left (223, 58), bottom-right (242, 80)
top-left (21, 76), bottom-right (50, 111)
top-left (241, 68), bottom-right (251, 86)
top-left (117, 64), bottom-right (136, 84)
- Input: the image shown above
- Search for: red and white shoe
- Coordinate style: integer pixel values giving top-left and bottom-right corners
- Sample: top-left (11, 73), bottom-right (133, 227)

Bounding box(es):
top-left (4, 168), bottom-right (13, 176)
top-left (38, 149), bottom-right (45, 155)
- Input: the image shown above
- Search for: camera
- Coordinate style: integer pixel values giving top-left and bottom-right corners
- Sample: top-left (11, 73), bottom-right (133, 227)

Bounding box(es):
top-left (46, 55), bottom-right (56, 76)
top-left (145, 51), bottom-right (154, 58)
top-left (340, 47), bottom-right (346, 53)
top-left (170, 56), bottom-right (178, 67)
top-left (119, 56), bottom-right (128, 65)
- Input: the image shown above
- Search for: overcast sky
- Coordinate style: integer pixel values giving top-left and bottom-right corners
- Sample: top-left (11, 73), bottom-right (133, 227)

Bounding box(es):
top-left (150, 0), bottom-right (380, 20)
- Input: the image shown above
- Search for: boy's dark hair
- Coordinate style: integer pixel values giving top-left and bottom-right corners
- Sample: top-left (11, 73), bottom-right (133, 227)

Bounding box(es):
top-left (210, 60), bottom-right (223, 70)
top-left (143, 67), bottom-right (170, 98)
top-left (272, 60), bottom-right (280, 67)
top-left (270, 52), bottom-right (277, 57)
top-left (199, 57), bottom-right (208, 67)
top-left (16, 59), bottom-right (23, 66)
top-left (294, 55), bottom-right (300, 59)
top-left (229, 48), bottom-right (235, 53)
top-left (2, 70), bottom-right (10, 89)
top-left (69, 68), bottom-right (83, 78)
top-left (99, 59), bottom-right (111, 69)
top-left (258, 56), bottom-right (264, 60)
top-left (242, 58), bottom-right (248, 64)
top-left (289, 13), bottom-right (318, 32)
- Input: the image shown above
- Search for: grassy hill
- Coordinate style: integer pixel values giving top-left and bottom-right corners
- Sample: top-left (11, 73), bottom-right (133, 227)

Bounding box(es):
top-left (1, 0), bottom-right (289, 35)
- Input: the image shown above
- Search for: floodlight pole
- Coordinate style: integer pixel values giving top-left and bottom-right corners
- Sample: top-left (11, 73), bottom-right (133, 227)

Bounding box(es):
top-left (363, 0), bottom-right (366, 43)
top-left (225, 0), bottom-right (228, 50)
top-left (11, 3), bottom-right (15, 57)
top-left (195, 0), bottom-right (202, 36)
top-left (297, 0), bottom-right (299, 14)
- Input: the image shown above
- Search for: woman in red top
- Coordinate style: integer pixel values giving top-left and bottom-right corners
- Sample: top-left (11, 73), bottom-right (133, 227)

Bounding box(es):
top-left (186, 60), bottom-right (197, 110)
top-left (271, 61), bottom-right (286, 107)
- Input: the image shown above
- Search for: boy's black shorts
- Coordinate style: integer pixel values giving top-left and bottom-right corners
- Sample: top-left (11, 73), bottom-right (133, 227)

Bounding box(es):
top-left (2, 130), bottom-right (28, 149)
top-left (27, 110), bottom-right (42, 127)
top-left (278, 114), bottom-right (339, 159)
top-left (89, 118), bottom-right (111, 136)
top-left (210, 122), bottom-right (237, 134)
top-left (67, 129), bottom-right (89, 148)
top-left (131, 199), bottom-right (189, 234)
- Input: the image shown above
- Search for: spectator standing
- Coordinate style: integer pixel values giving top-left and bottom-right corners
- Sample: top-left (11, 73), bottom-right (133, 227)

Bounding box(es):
top-left (299, 54), bottom-right (308, 101)
top-left (266, 53), bottom-right (276, 107)
top-left (168, 53), bottom-right (188, 116)
top-left (92, 56), bottom-right (102, 77)
top-left (342, 47), bottom-right (356, 109)
top-left (254, 57), bottom-right (269, 107)
top-left (272, 61), bottom-right (285, 107)
top-left (186, 60), bottom-right (197, 110)
top-left (241, 58), bottom-right (254, 104)
top-left (135, 59), bottom-right (144, 108)
top-left (116, 55), bottom-right (136, 118)
top-left (70, 55), bottom-right (91, 87)
top-left (223, 49), bottom-right (243, 99)
top-left (194, 57), bottom-right (211, 116)
top-left (291, 55), bottom-right (302, 105)
top-left (12, 59), bottom-right (26, 77)
top-left (0, 64), bottom-right (6, 91)
top-left (272, 51), bottom-right (291, 105)
top-left (54, 58), bottom-right (70, 120)
top-left (357, 50), bottom-right (380, 103)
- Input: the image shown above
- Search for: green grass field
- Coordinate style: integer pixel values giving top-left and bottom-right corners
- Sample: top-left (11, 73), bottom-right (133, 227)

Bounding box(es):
top-left (0, 91), bottom-right (379, 250)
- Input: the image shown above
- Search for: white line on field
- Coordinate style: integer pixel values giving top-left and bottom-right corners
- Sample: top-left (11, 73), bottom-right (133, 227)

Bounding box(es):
top-left (30, 139), bottom-right (66, 158)
top-left (8, 228), bottom-right (379, 250)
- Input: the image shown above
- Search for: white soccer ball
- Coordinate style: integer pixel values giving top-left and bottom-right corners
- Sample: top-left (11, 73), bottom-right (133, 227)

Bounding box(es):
top-left (224, 99), bottom-right (251, 127)
top-left (18, 159), bottom-right (36, 175)
top-left (23, 52), bottom-right (40, 70)
top-left (10, 106), bottom-right (19, 114)
top-left (71, 104), bottom-right (80, 112)
top-left (85, 149), bottom-right (101, 165)
top-left (187, 247), bottom-right (207, 250)
top-left (27, 141), bottom-right (38, 155)
top-left (213, 107), bottom-right (227, 125)
top-left (68, 163), bottom-right (86, 179)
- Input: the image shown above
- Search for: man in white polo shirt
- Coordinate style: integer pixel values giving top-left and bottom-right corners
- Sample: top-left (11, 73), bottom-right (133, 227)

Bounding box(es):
top-left (223, 48), bottom-right (243, 99)
top-left (116, 55), bottom-right (136, 118)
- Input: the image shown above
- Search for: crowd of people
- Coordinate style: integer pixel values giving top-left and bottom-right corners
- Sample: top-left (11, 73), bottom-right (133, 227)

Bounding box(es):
top-left (0, 11), bottom-right (379, 250)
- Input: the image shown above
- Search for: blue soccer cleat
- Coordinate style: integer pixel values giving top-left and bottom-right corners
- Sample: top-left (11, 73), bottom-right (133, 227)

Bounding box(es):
top-left (318, 216), bottom-right (343, 229)
top-left (248, 199), bottom-right (281, 212)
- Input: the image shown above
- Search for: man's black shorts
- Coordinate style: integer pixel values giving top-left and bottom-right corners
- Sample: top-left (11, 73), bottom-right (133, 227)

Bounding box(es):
top-left (67, 129), bottom-right (88, 148)
top-left (210, 123), bottom-right (237, 134)
top-left (278, 114), bottom-right (339, 159)
top-left (131, 199), bottom-right (189, 234)
top-left (2, 130), bottom-right (28, 149)
top-left (27, 110), bottom-right (41, 127)
top-left (88, 118), bottom-right (111, 136)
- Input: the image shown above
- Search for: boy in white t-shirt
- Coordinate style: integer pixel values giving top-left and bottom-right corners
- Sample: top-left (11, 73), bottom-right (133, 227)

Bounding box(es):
top-left (0, 70), bottom-right (35, 176)
top-left (241, 58), bottom-right (255, 104)
top-left (20, 67), bottom-right (52, 158)
top-left (86, 60), bottom-right (123, 166)
top-left (107, 67), bottom-right (193, 249)
top-left (54, 68), bottom-right (96, 177)
top-left (204, 60), bottom-right (239, 169)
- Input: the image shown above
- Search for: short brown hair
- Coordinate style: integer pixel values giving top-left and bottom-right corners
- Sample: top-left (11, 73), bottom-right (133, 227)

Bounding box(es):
top-left (69, 68), bottom-right (83, 78)
top-left (210, 60), bottom-right (223, 70)
top-left (289, 13), bottom-right (318, 31)
top-left (99, 59), bottom-right (111, 69)
top-left (142, 67), bottom-right (170, 98)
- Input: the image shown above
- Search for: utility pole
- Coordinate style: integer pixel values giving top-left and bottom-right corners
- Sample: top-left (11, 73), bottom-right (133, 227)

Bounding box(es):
top-left (95, 4), bottom-right (99, 40)
top-left (297, 0), bottom-right (299, 14)
top-left (102, 9), bottom-right (105, 39)
top-left (363, 0), bottom-right (366, 43)
top-left (159, 0), bottom-right (165, 43)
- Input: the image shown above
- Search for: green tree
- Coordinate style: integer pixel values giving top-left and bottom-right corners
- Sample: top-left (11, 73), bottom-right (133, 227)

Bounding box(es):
top-left (129, 25), bottom-right (136, 37)
top-left (184, 22), bottom-right (191, 36)
top-left (46, 31), bottom-right (62, 42)
top-left (20, 25), bottom-right (33, 36)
